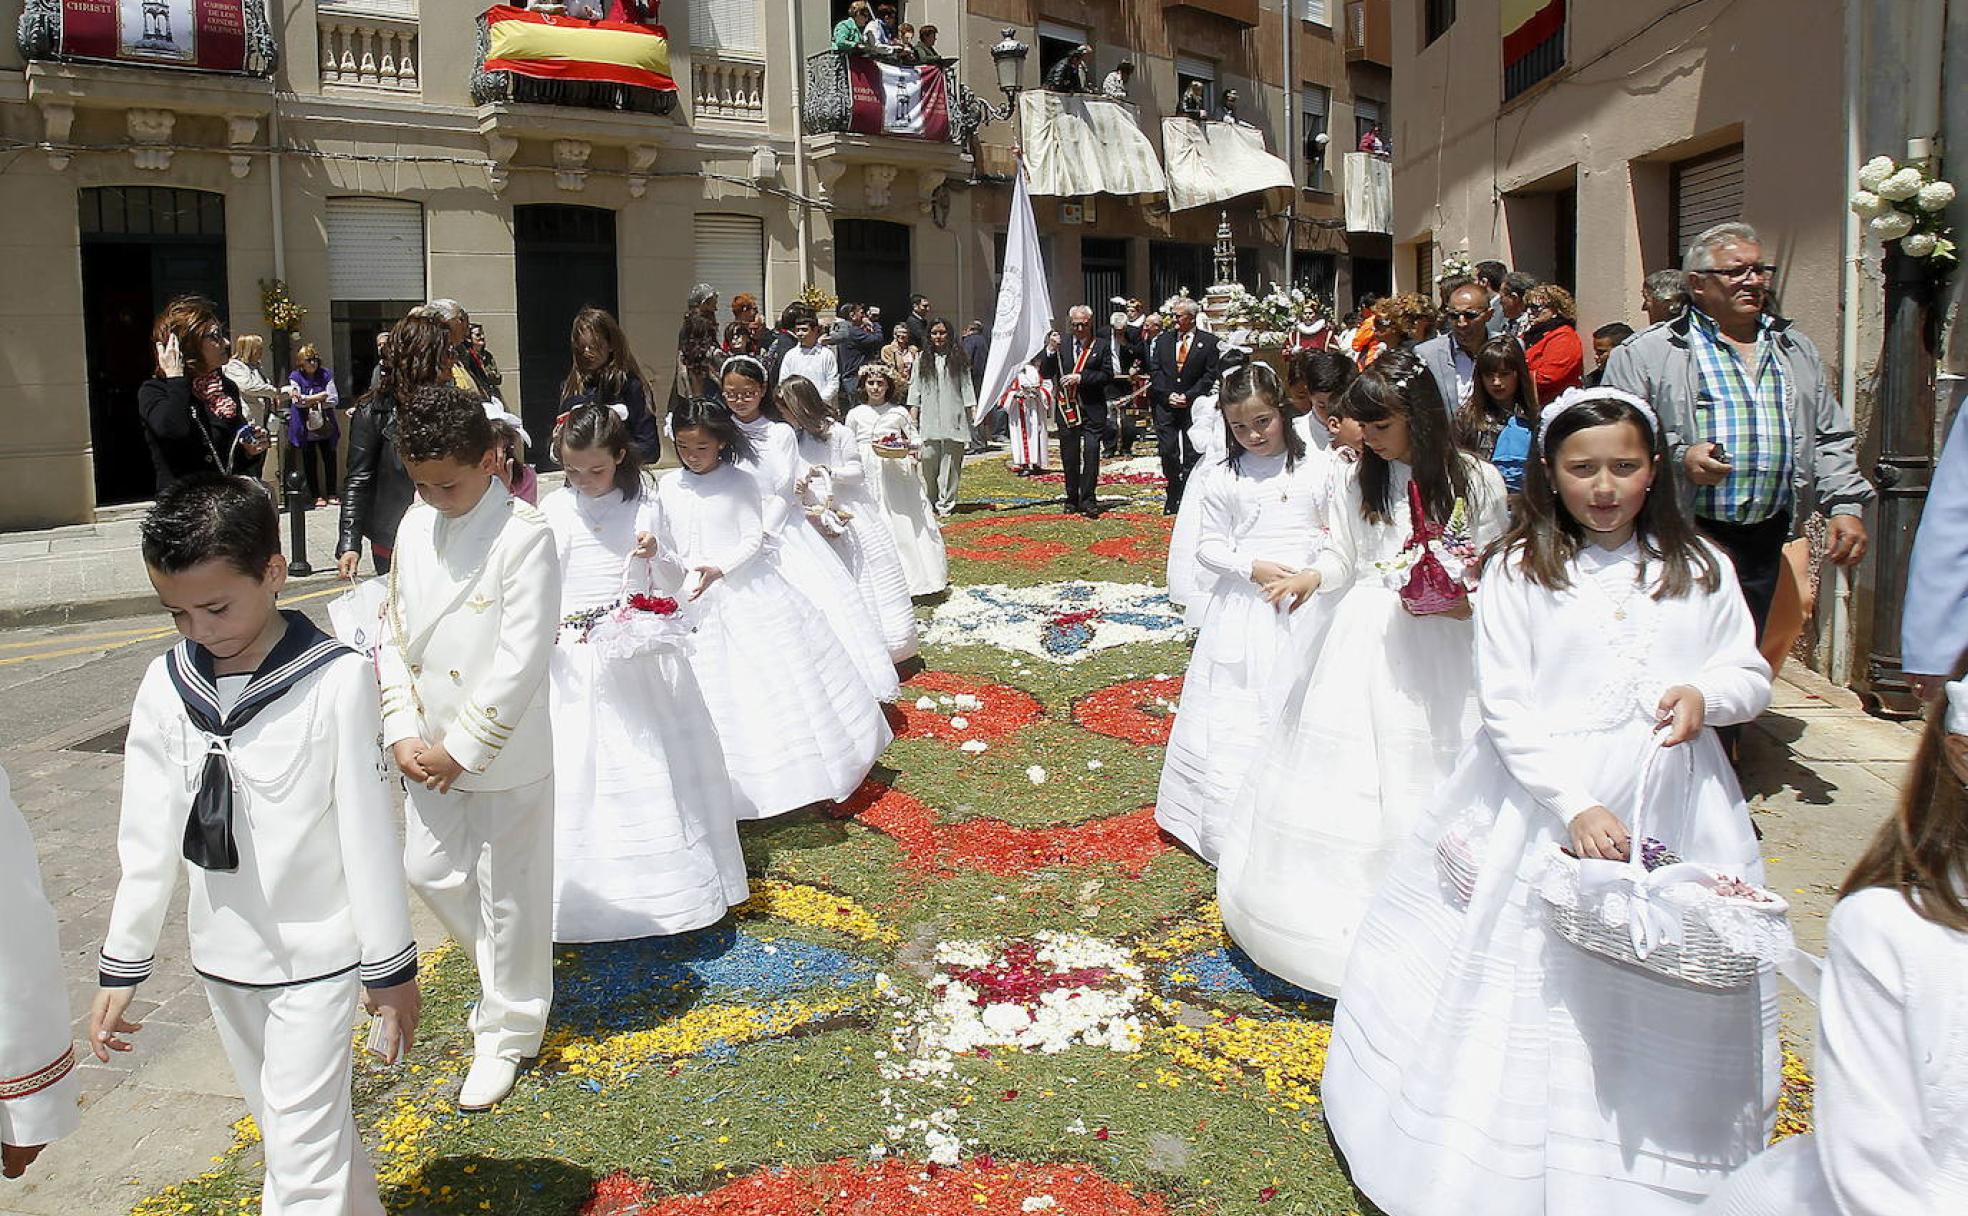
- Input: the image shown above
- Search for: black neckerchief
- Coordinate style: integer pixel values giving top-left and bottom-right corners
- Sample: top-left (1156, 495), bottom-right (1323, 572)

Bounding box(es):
top-left (165, 610), bottom-right (353, 871)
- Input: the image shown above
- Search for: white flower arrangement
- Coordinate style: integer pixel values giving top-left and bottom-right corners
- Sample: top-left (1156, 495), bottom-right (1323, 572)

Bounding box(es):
top-left (921, 582), bottom-right (1190, 664)
top-left (1435, 249), bottom-right (1475, 285)
top-left (1851, 153), bottom-right (1957, 264)
top-left (1373, 498), bottom-right (1481, 591)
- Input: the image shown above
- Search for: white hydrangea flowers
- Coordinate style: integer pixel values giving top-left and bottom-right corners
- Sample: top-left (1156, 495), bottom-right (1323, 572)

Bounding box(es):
top-left (1851, 154), bottom-right (1957, 262)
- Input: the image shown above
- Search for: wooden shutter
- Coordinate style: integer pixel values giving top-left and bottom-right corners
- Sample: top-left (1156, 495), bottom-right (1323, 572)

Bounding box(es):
top-left (693, 213), bottom-right (765, 314)
top-left (1672, 145), bottom-right (1745, 263)
top-left (326, 198), bottom-right (425, 301)
top-left (688, 0), bottom-right (761, 51)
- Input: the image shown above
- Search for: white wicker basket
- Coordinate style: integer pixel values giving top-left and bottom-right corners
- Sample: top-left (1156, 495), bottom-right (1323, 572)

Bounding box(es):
top-left (1534, 743), bottom-right (1791, 991)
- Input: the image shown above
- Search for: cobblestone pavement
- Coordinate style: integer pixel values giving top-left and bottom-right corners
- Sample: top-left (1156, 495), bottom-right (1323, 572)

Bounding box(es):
top-left (0, 599), bottom-right (1921, 1215)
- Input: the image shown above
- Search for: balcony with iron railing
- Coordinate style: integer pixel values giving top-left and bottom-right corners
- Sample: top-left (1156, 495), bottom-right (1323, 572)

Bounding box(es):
top-left (317, 0), bottom-right (420, 95)
top-left (1345, 0), bottom-right (1392, 68)
top-left (801, 49), bottom-right (972, 147)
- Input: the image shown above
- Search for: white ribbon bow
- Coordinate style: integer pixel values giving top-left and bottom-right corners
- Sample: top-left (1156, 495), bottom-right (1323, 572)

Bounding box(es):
top-left (1575, 857), bottom-right (1714, 959)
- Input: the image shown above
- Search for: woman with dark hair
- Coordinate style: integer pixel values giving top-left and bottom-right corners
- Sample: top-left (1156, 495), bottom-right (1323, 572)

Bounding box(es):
top-left (561, 306), bottom-right (661, 462)
top-left (336, 312), bottom-right (450, 577)
top-left (668, 314), bottom-right (725, 413)
top-left (906, 317), bottom-right (974, 515)
top-left (137, 295), bottom-right (269, 492)
top-left (1454, 335), bottom-right (1540, 494)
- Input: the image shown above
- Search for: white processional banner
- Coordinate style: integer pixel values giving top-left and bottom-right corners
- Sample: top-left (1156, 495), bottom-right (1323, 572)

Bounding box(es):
top-left (974, 168), bottom-right (1055, 424)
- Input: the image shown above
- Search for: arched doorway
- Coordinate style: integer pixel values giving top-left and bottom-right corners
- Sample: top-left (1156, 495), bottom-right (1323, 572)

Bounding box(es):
top-left (79, 186), bottom-right (229, 505)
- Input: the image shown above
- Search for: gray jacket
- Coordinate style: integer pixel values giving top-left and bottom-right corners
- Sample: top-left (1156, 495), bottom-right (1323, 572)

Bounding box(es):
top-left (1414, 333), bottom-right (1473, 414)
top-left (1600, 311), bottom-right (1873, 535)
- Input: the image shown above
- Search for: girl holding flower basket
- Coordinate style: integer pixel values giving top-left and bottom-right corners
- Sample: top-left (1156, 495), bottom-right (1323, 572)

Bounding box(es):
top-left (1323, 387), bottom-right (1780, 1214)
top-left (540, 403), bottom-right (748, 942)
top-left (1215, 349), bottom-right (1509, 998)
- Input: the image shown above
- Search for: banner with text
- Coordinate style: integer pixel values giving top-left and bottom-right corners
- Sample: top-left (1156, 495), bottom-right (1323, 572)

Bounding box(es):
top-left (51, 0), bottom-right (256, 74)
top-left (848, 58), bottom-right (951, 142)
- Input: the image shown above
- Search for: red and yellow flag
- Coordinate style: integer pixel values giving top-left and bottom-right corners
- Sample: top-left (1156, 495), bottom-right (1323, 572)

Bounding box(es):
top-left (482, 4), bottom-right (675, 92)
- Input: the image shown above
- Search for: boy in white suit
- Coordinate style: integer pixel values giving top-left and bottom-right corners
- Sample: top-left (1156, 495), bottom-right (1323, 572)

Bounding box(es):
top-left (90, 475), bottom-right (421, 1214)
top-left (380, 384), bottom-right (560, 1112)
top-left (2, 764), bottom-right (79, 1179)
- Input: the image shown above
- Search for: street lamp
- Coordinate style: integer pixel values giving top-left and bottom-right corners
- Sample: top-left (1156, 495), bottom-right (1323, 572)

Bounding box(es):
top-left (991, 28), bottom-right (1030, 102)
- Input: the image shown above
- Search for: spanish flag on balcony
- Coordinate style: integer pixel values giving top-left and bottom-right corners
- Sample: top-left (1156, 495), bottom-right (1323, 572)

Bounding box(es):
top-left (1502, 0), bottom-right (1566, 97)
top-left (482, 4), bottom-right (676, 94)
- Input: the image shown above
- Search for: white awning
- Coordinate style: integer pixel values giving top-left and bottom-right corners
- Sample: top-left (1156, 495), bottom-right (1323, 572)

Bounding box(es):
top-left (1160, 118), bottom-right (1295, 212)
top-left (1344, 152), bottom-right (1393, 235)
top-left (1017, 91), bottom-right (1167, 199)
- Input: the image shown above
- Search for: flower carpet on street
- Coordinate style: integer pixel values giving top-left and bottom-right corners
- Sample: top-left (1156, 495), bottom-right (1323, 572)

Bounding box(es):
top-left (139, 458), bottom-right (1812, 1216)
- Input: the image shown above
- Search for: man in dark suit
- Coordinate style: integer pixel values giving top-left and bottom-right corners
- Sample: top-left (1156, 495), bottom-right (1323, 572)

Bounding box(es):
top-left (902, 293), bottom-right (932, 352)
top-left (1038, 305), bottom-right (1114, 517)
top-left (1148, 298), bottom-right (1219, 513)
top-left (1105, 309), bottom-right (1147, 457)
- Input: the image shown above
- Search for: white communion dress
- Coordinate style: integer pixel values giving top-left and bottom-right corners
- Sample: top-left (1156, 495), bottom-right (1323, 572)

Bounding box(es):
top-left (541, 485), bottom-right (750, 942)
top-left (847, 402), bottom-right (947, 595)
top-left (796, 424), bottom-right (919, 662)
top-left (654, 463), bottom-right (893, 819)
top-left (736, 415), bottom-right (900, 702)
top-left (1164, 391), bottom-right (1225, 615)
top-left (1156, 447), bottom-right (1337, 863)
top-left (1700, 887), bottom-right (1968, 1216)
top-left (1216, 455), bottom-right (1509, 996)
top-left (1323, 537), bottom-right (1780, 1215)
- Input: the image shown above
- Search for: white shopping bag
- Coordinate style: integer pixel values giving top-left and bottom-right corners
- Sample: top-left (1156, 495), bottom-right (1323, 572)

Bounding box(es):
top-left (327, 578), bottom-right (391, 654)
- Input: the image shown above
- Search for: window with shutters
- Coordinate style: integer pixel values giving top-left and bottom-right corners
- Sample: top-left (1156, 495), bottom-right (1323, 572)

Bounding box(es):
top-left (1301, 86), bottom-right (1331, 190)
top-left (689, 0), bottom-right (761, 51)
top-left (1303, 0), bottom-right (1332, 24)
top-left (693, 214), bottom-right (766, 321)
top-left (1413, 237), bottom-right (1434, 296)
top-left (1175, 56), bottom-right (1217, 116)
top-left (1671, 145), bottom-right (1745, 267)
top-left (326, 198), bottom-right (425, 301)
top-left (1353, 95), bottom-right (1384, 149)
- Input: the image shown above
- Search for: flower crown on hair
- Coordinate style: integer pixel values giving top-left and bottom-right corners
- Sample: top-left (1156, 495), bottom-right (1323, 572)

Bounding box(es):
top-left (1537, 386), bottom-right (1659, 447)
top-left (721, 353), bottom-right (767, 380)
top-left (553, 400), bottom-right (629, 432)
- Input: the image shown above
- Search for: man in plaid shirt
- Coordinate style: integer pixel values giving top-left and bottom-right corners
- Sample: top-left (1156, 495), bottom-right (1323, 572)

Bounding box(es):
top-left (1605, 221), bottom-right (1872, 639)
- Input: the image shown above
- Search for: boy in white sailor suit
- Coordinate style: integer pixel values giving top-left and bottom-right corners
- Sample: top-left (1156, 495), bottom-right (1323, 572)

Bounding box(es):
top-left (2, 764), bottom-right (80, 1180)
top-left (378, 384), bottom-right (560, 1112)
top-left (89, 475), bottom-right (420, 1215)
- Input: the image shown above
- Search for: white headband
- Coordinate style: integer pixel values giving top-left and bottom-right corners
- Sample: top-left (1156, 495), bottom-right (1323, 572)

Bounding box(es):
top-left (720, 353), bottom-right (767, 379)
top-left (1537, 385), bottom-right (1659, 447)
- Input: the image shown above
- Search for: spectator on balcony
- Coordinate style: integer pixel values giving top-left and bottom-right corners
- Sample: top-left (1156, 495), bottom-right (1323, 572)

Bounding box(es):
top-left (1044, 45), bottom-right (1094, 93)
top-left (1642, 267), bottom-right (1689, 325)
top-left (1357, 122), bottom-right (1389, 157)
top-left (1101, 60), bottom-right (1134, 101)
top-left (917, 25), bottom-right (944, 64)
top-left (1179, 81), bottom-right (1207, 118)
top-left (861, 5), bottom-right (896, 53)
top-left (893, 24), bottom-right (923, 64)
top-left (1217, 89), bottom-right (1243, 125)
top-left (833, 2), bottom-right (873, 52)
top-left (1519, 284), bottom-right (1585, 401)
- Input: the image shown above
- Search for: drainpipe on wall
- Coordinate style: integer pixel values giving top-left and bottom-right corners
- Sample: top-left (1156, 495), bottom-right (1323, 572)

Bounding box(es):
top-left (790, 8), bottom-right (812, 285)
top-left (1832, 0), bottom-right (1863, 686)
top-left (1283, 10), bottom-right (1296, 288)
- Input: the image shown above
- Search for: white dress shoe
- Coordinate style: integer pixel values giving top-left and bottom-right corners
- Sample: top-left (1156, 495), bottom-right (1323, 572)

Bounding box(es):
top-left (458, 1055), bottom-right (519, 1112)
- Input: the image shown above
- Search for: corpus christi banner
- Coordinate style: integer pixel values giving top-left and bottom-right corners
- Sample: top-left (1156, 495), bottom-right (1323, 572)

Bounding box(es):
top-left (847, 59), bottom-right (952, 142)
top-left (27, 0), bottom-right (268, 75)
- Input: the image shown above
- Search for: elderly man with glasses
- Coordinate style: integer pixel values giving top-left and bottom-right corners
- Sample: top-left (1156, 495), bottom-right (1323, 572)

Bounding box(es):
top-left (1603, 221), bottom-right (1873, 650)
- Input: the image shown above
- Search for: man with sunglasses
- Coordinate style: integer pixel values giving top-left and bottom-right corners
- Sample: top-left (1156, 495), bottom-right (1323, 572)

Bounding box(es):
top-left (1603, 221), bottom-right (1873, 645)
top-left (1415, 281), bottom-right (1493, 413)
